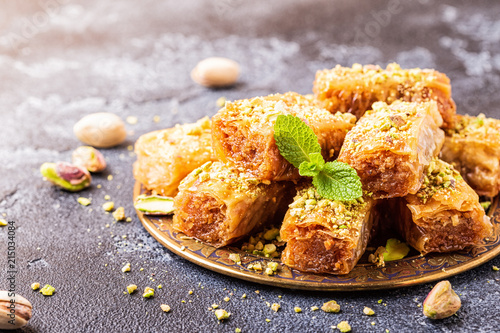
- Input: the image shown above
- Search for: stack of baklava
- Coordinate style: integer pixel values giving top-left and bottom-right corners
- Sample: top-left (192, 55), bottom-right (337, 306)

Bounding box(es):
top-left (134, 63), bottom-right (497, 275)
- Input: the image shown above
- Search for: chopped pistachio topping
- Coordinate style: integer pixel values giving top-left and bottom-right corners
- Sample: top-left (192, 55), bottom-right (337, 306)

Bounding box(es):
top-left (40, 284), bottom-right (56, 296)
top-left (191, 161), bottom-right (266, 196)
top-left (122, 263), bottom-right (131, 273)
top-left (160, 304), bottom-right (171, 313)
top-left (446, 113), bottom-right (500, 140)
top-left (368, 246), bottom-right (386, 267)
top-left (416, 158), bottom-right (461, 204)
top-left (77, 197), bottom-right (91, 206)
top-left (216, 96), bottom-right (227, 107)
top-left (378, 299), bottom-right (383, 304)
top-left (221, 92), bottom-right (341, 129)
top-left (127, 285), bottom-right (137, 294)
top-left (493, 266), bottom-right (499, 271)
top-left (294, 307), bottom-right (302, 313)
top-left (481, 201), bottom-right (491, 211)
top-left (363, 307), bottom-right (375, 316)
top-left (289, 187), bottom-right (368, 238)
top-left (267, 262), bottom-right (279, 272)
top-left (263, 228), bottom-right (280, 241)
top-left (143, 287), bottom-right (154, 298)
top-left (235, 328), bottom-right (242, 333)
top-left (113, 207), bottom-right (126, 221)
top-left (102, 201), bottom-right (115, 212)
top-left (337, 321), bottom-right (352, 333)
top-left (214, 309), bottom-right (230, 321)
top-left (321, 300), bottom-right (340, 313)
top-left (271, 303), bottom-right (280, 312)
top-left (31, 282), bottom-right (40, 290)
top-left (228, 253), bottom-right (241, 264)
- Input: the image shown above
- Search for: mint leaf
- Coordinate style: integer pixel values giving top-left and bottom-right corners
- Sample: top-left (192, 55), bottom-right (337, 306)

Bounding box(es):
top-left (299, 153), bottom-right (325, 177)
top-left (274, 114), bottom-right (321, 168)
top-left (313, 161), bottom-right (363, 201)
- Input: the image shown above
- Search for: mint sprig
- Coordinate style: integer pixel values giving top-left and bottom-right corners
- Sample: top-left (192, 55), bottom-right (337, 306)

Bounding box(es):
top-left (274, 114), bottom-right (362, 201)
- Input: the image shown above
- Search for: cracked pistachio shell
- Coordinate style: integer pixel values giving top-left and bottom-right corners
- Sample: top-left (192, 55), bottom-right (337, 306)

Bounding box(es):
top-left (0, 290), bottom-right (32, 329)
top-left (40, 162), bottom-right (91, 192)
top-left (72, 146), bottom-right (107, 172)
top-left (73, 112), bottom-right (127, 148)
top-left (191, 57), bottom-right (240, 88)
top-left (423, 280), bottom-right (461, 319)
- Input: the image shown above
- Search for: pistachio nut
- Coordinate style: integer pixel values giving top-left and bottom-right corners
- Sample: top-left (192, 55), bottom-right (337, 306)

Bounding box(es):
top-left (73, 112), bottom-right (127, 148)
top-left (191, 57), bottom-right (240, 88)
top-left (134, 194), bottom-right (175, 215)
top-left (72, 146), bottom-right (107, 172)
top-left (40, 162), bottom-right (91, 192)
top-left (0, 290), bottom-right (32, 330)
top-left (423, 280), bottom-right (461, 319)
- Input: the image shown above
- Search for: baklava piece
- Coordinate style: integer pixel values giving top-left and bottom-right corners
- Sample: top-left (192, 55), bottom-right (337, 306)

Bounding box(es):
top-left (133, 117), bottom-right (217, 196)
top-left (173, 162), bottom-right (294, 248)
top-left (441, 114), bottom-right (500, 197)
top-left (397, 158), bottom-right (492, 254)
top-left (313, 63), bottom-right (456, 128)
top-left (212, 92), bottom-right (356, 181)
top-left (280, 186), bottom-right (375, 275)
top-left (338, 101), bottom-right (444, 199)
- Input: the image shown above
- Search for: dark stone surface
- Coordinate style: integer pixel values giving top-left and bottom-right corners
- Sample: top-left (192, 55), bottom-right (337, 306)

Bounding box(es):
top-left (1, 0), bottom-right (500, 332)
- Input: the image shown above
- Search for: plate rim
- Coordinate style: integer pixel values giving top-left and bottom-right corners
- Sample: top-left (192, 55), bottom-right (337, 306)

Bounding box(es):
top-left (134, 181), bottom-right (500, 291)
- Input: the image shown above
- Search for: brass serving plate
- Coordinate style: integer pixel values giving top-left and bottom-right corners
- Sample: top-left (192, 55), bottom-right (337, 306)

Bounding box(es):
top-left (135, 182), bottom-right (500, 291)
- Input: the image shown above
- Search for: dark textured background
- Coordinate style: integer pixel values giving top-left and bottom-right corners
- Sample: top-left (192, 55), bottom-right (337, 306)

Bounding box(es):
top-left (1, 0), bottom-right (500, 332)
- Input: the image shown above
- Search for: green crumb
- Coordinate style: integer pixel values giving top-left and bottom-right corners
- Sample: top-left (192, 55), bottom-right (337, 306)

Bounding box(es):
top-left (228, 253), bottom-right (241, 264)
top-left (102, 201), bottom-right (115, 212)
top-left (31, 282), bottom-right (40, 290)
top-left (77, 197), bottom-right (91, 206)
top-left (378, 299), bottom-right (383, 304)
top-left (266, 318), bottom-right (271, 323)
top-left (337, 321), bottom-right (351, 332)
top-left (121, 263), bottom-right (131, 273)
top-left (143, 287), bottom-right (154, 298)
top-left (271, 303), bottom-right (280, 312)
top-left (311, 306), bottom-right (319, 311)
top-left (294, 307), bottom-right (302, 313)
top-left (113, 207), bottom-right (126, 221)
top-left (214, 309), bottom-right (230, 321)
top-left (216, 96), bottom-right (227, 107)
top-left (241, 294), bottom-right (247, 299)
top-left (158, 284), bottom-right (163, 289)
top-left (40, 284), bottom-right (56, 296)
top-left (235, 329), bottom-right (242, 333)
top-left (321, 300), bottom-right (340, 313)
top-left (127, 284), bottom-right (137, 294)
top-left (383, 238), bottom-right (410, 261)
top-left (363, 306), bottom-right (375, 316)
top-left (263, 228), bottom-right (280, 241)
top-left (268, 261), bottom-right (279, 272)
top-left (481, 201), bottom-right (492, 211)
top-left (493, 266), bottom-right (499, 271)
top-left (263, 243), bottom-right (277, 255)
